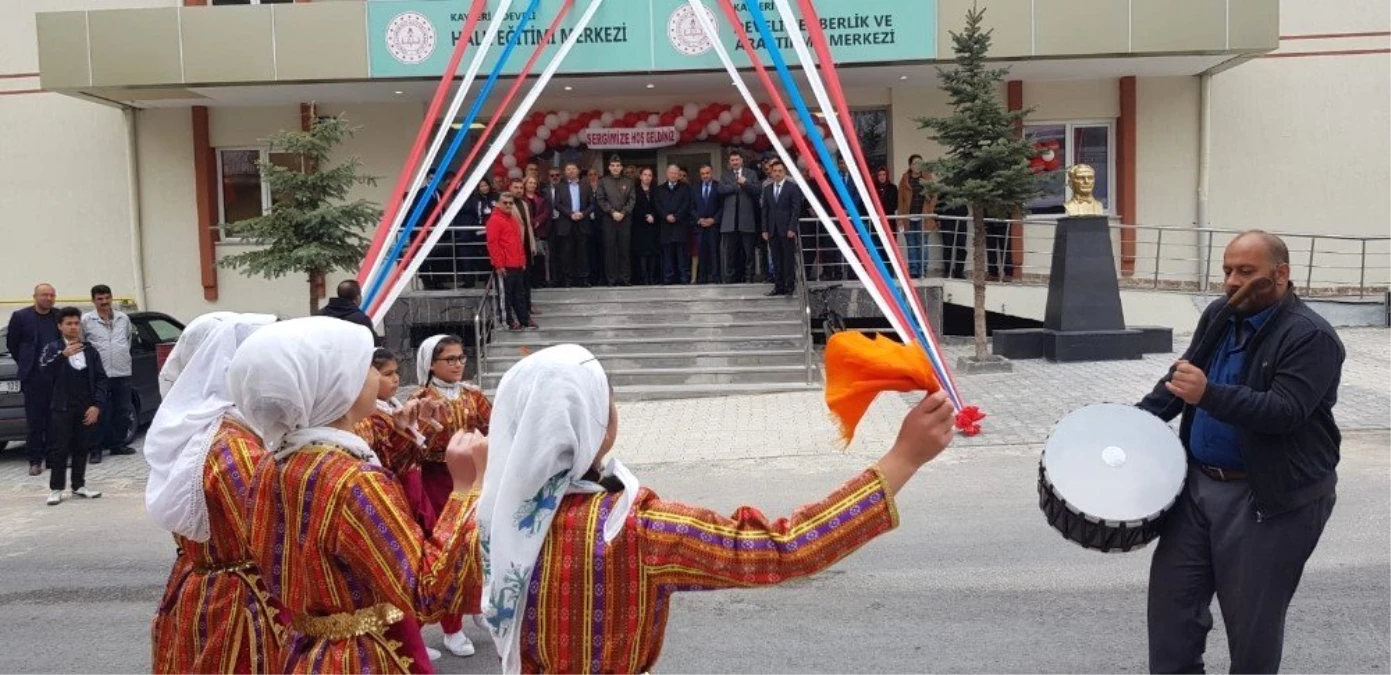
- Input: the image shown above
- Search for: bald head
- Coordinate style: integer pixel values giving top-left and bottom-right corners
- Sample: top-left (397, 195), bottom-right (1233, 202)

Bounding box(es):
top-left (1222, 229), bottom-right (1290, 312)
top-left (32, 283), bottom-right (56, 312)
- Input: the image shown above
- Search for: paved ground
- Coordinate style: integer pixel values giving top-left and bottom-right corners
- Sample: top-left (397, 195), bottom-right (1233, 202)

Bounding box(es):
top-left (0, 327), bottom-right (1385, 673)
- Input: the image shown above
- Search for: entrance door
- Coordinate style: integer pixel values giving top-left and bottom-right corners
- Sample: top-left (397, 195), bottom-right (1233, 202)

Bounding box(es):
top-left (658, 144), bottom-right (722, 179)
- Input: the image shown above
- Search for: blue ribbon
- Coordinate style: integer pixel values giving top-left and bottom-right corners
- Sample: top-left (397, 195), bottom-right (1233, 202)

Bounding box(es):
top-left (743, 2), bottom-right (957, 404)
top-left (363, 0), bottom-right (544, 309)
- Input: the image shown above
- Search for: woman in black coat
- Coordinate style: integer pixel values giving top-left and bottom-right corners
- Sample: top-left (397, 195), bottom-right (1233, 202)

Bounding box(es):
top-left (873, 167), bottom-right (899, 269)
top-left (630, 167), bottom-right (662, 285)
top-left (457, 180), bottom-right (496, 288)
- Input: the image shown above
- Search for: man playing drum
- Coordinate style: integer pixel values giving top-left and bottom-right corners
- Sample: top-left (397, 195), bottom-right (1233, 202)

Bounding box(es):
top-left (1136, 230), bottom-right (1344, 673)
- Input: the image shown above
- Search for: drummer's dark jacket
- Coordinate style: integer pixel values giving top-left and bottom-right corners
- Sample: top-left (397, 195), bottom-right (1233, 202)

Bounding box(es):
top-left (1138, 289), bottom-right (1344, 520)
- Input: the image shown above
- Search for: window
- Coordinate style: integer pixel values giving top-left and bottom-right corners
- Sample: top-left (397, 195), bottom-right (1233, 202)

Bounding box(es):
top-left (216, 147), bottom-right (298, 237)
top-left (1024, 121), bottom-right (1114, 215)
top-left (851, 108), bottom-right (890, 175)
top-left (144, 318), bottom-right (183, 344)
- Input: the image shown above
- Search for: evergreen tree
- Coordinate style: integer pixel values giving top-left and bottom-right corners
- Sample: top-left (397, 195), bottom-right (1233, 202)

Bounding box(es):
top-left (916, 5), bottom-right (1042, 363)
top-left (218, 112), bottom-right (381, 314)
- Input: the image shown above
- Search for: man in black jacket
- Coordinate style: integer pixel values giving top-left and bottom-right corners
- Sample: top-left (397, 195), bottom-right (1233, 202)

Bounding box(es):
top-left (1137, 230), bottom-right (1343, 674)
top-left (39, 307), bottom-right (108, 506)
top-left (5, 283), bottom-right (60, 475)
top-left (760, 161), bottom-right (804, 296)
top-left (655, 164), bottom-right (694, 285)
top-left (317, 280), bottom-right (379, 345)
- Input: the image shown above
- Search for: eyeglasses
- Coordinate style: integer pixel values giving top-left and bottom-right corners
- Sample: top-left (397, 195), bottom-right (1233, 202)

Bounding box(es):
top-left (433, 355), bottom-right (465, 365)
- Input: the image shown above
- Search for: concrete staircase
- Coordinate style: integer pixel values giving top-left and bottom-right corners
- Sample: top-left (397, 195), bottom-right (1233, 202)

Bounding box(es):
top-left (480, 284), bottom-right (820, 400)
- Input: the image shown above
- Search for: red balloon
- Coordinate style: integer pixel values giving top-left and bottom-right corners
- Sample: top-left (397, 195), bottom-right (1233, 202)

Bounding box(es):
top-left (728, 121), bottom-right (746, 135)
top-left (659, 112), bottom-right (677, 125)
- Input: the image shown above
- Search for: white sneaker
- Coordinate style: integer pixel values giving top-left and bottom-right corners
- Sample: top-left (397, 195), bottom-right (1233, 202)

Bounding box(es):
top-left (46, 491), bottom-right (62, 506)
top-left (72, 486), bottom-right (102, 499)
top-left (472, 614), bottom-right (489, 631)
top-left (442, 631), bottom-right (475, 657)
top-left (425, 647), bottom-right (442, 661)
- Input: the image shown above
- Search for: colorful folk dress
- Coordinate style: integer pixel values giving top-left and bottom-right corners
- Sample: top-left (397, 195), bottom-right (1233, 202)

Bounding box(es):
top-left (151, 418), bottom-right (287, 674)
top-left (416, 384), bottom-right (491, 634)
top-left (514, 467), bottom-right (898, 674)
top-left (248, 444), bottom-right (482, 674)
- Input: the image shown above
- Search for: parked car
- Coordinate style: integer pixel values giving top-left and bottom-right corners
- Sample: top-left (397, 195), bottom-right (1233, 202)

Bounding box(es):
top-left (0, 311), bottom-right (184, 452)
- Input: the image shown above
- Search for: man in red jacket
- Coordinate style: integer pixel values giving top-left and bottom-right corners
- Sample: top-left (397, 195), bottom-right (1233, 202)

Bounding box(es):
top-left (487, 193), bottom-right (536, 330)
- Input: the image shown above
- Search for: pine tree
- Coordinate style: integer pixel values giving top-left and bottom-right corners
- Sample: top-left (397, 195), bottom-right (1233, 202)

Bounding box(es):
top-left (218, 112), bottom-right (382, 315)
top-left (916, 5), bottom-right (1042, 364)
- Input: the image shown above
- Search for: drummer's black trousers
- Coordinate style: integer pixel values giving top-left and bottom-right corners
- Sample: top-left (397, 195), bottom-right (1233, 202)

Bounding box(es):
top-left (1147, 467), bottom-right (1335, 674)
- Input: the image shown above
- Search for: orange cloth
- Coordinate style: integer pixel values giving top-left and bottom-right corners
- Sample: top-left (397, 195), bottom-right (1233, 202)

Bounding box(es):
top-left (824, 332), bottom-right (941, 445)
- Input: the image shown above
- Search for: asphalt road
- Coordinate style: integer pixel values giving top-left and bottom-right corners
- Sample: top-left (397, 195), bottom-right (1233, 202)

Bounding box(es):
top-left (0, 432), bottom-right (1385, 674)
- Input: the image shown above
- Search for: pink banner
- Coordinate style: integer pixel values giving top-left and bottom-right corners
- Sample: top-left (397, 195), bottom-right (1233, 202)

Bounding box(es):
top-left (579, 126), bottom-right (679, 149)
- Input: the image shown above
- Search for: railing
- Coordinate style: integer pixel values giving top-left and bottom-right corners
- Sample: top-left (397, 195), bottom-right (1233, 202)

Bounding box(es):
top-left (414, 225), bottom-right (494, 291)
top-left (790, 232), bottom-right (816, 385)
top-left (471, 272), bottom-right (498, 382)
top-left (797, 214), bottom-right (1391, 298)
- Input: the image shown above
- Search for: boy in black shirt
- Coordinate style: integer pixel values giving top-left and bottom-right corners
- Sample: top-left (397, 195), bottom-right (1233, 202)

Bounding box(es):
top-left (38, 307), bottom-right (107, 506)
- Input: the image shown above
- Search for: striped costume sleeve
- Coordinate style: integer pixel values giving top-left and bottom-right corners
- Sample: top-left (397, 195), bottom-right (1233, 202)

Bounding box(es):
top-left (421, 389), bottom-right (493, 451)
top-left (637, 467), bottom-right (898, 590)
top-left (355, 414), bottom-right (423, 475)
top-left (333, 469), bottom-right (481, 623)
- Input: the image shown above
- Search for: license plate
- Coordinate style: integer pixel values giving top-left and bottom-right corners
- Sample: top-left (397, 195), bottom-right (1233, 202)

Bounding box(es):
top-left (0, 381), bottom-right (19, 394)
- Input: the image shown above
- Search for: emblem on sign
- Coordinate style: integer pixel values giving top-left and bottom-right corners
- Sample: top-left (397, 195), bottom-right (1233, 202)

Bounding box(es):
top-left (667, 5), bottom-right (715, 56)
top-left (385, 11), bottom-right (436, 65)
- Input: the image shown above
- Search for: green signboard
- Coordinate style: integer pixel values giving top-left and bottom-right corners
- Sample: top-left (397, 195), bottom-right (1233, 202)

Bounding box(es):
top-left (367, 0), bottom-right (936, 78)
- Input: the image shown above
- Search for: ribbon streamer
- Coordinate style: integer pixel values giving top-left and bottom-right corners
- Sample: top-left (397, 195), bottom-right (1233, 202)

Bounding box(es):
top-left (369, 0), bottom-right (610, 324)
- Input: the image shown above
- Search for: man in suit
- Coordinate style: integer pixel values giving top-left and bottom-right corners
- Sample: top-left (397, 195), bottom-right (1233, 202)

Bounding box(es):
top-left (553, 161), bottom-right (595, 287)
top-left (718, 152), bottom-right (761, 284)
top-left (6, 283), bottom-right (61, 476)
top-left (544, 167), bottom-right (563, 283)
top-left (655, 164), bottom-right (695, 285)
top-left (595, 154), bottom-right (636, 286)
top-left (691, 164), bottom-right (723, 284)
top-left (761, 161), bottom-right (805, 296)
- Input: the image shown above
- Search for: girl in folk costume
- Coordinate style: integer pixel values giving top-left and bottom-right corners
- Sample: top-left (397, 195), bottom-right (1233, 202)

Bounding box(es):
top-left (353, 348), bottom-right (450, 669)
top-left (144, 312), bottom-right (286, 674)
top-left (478, 345), bottom-right (958, 674)
top-left (233, 317), bottom-right (486, 674)
top-left (411, 333), bottom-right (492, 656)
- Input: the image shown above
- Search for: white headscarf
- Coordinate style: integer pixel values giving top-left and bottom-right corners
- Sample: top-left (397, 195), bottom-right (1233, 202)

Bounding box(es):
top-left (158, 312), bottom-right (244, 396)
top-left (227, 316), bottom-right (379, 465)
top-left (415, 334), bottom-right (474, 400)
top-left (144, 313), bottom-right (276, 541)
top-left (478, 344), bottom-right (640, 674)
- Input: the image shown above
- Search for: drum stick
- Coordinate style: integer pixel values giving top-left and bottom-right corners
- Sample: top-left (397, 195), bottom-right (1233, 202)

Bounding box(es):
top-left (1167, 276), bottom-right (1275, 381)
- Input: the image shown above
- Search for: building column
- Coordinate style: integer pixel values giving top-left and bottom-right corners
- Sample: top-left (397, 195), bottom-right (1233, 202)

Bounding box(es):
top-left (1118, 75), bottom-right (1138, 276)
top-left (1006, 79), bottom-right (1024, 279)
top-left (192, 106), bottom-right (219, 301)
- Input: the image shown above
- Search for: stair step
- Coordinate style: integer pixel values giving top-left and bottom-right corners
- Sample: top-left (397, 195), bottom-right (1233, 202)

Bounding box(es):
top-left (486, 349), bottom-right (808, 371)
top-left (481, 364), bottom-right (812, 387)
top-left (491, 321), bottom-right (803, 341)
top-left (484, 381), bottom-right (823, 402)
top-left (531, 284), bottom-right (774, 302)
top-left (486, 335), bottom-right (806, 355)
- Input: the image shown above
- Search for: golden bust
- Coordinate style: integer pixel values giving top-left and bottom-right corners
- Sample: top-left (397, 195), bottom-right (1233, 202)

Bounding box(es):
top-left (1063, 164), bottom-right (1106, 216)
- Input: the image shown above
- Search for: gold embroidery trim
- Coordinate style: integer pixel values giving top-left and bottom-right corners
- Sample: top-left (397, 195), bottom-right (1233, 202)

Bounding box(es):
top-left (192, 559), bottom-right (256, 574)
top-left (293, 603), bottom-right (405, 641)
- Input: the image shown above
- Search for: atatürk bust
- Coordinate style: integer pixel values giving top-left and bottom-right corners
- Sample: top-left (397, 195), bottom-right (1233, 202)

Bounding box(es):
top-left (1063, 164), bottom-right (1106, 217)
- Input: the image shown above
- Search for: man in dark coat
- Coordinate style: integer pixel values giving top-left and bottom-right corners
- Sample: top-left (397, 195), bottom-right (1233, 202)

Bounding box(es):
top-left (761, 161), bottom-right (805, 296)
top-left (691, 164), bottom-right (724, 284)
top-left (595, 154), bottom-right (637, 286)
top-left (553, 162), bottom-right (596, 287)
top-left (717, 152), bottom-right (761, 283)
top-left (316, 279), bottom-right (379, 345)
top-left (5, 283), bottom-right (60, 475)
top-left (654, 164), bottom-right (694, 285)
top-left (38, 306), bottom-right (108, 505)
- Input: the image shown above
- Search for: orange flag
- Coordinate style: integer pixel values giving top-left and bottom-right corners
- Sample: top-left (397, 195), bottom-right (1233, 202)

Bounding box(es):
top-left (824, 332), bottom-right (941, 446)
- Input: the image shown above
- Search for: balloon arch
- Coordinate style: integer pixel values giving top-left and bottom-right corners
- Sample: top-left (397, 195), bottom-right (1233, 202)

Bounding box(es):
top-left (492, 101), bottom-right (838, 178)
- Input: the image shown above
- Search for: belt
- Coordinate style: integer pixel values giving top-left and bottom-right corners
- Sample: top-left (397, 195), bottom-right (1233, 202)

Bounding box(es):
top-left (192, 559), bottom-right (257, 575)
top-left (1198, 464), bottom-right (1248, 481)
top-left (294, 603), bottom-right (404, 641)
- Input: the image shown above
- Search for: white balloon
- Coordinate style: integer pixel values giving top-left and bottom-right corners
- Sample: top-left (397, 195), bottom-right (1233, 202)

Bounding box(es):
top-left (796, 155), bottom-right (808, 170)
top-left (697, 130), bottom-right (709, 141)
top-left (742, 129), bottom-right (757, 145)
top-left (718, 111), bottom-right (733, 125)
top-left (769, 110), bottom-right (783, 126)
top-left (635, 120), bottom-right (648, 129)
top-left (600, 112), bottom-right (614, 125)
top-left (674, 116), bottom-right (689, 131)
top-left (529, 137), bottom-right (546, 154)
top-left (647, 113), bottom-right (661, 127)
top-left (544, 113), bottom-right (559, 129)
top-left (683, 103), bottom-right (700, 119)
top-left (778, 134), bottom-right (792, 148)
top-left (706, 120), bottom-right (721, 135)
top-left (731, 103), bottom-right (746, 118)
top-left (588, 119), bottom-right (602, 129)
top-left (502, 154), bottom-right (517, 168)
top-left (557, 111), bottom-right (571, 124)
top-left (509, 167), bottom-right (523, 179)
top-left (536, 125), bottom-right (552, 140)
top-left (567, 135), bottom-right (581, 148)
top-left (503, 141), bottom-right (515, 155)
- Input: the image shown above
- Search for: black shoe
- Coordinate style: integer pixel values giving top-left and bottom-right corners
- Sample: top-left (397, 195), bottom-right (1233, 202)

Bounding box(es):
top-left (28, 462), bottom-right (42, 477)
top-left (89, 451), bottom-right (103, 465)
top-left (765, 289), bottom-right (783, 297)
top-left (110, 446), bottom-right (137, 456)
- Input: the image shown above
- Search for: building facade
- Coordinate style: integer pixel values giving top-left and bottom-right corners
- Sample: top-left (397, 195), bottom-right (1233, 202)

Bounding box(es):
top-left (2, 0), bottom-right (1387, 324)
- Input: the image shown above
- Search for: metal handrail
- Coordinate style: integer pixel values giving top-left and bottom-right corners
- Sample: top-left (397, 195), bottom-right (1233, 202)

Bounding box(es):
top-left (471, 272), bottom-right (498, 383)
top-left (791, 232), bottom-right (815, 385)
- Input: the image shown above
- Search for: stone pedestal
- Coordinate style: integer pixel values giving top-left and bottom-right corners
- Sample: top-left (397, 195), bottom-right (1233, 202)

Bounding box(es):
top-left (993, 216), bottom-right (1171, 362)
